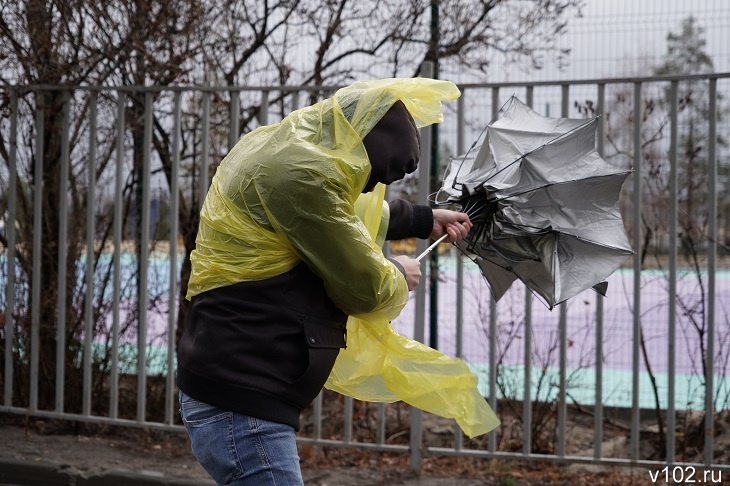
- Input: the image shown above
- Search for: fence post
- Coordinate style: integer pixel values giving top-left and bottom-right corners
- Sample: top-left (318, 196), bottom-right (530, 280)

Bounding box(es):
top-left (410, 60), bottom-right (436, 472)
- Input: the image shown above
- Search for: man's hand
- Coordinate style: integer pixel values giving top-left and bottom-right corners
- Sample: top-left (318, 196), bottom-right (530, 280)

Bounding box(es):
top-left (431, 209), bottom-right (472, 243)
top-left (392, 255), bottom-right (422, 291)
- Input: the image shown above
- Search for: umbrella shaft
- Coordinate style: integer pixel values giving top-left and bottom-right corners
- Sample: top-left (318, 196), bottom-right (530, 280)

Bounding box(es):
top-left (416, 234), bottom-right (448, 262)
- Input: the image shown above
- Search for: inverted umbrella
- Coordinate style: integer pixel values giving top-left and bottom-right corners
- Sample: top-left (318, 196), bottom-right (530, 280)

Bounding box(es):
top-left (434, 96), bottom-right (634, 309)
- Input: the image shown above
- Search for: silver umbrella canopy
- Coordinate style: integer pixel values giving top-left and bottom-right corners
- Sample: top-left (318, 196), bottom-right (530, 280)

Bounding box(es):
top-left (437, 96), bottom-right (634, 309)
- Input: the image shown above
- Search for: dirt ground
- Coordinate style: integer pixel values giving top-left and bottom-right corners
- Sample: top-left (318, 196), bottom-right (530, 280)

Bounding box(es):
top-left (0, 413), bottom-right (673, 486)
top-left (3, 390), bottom-right (728, 485)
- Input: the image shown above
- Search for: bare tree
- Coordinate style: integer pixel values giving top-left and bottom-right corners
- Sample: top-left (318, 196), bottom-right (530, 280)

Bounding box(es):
top-left (290, 0), bottom-right (581, 89)
top-left (0, 0), bottom-right (201, 415)
top-left (0, 0), bottom-right (128, 410)
top-left (1, 0), bottom-right (583, 414)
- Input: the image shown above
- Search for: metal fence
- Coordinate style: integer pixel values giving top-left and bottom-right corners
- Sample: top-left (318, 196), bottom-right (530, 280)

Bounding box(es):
top-left (1, 72), bottom-right (729, 474)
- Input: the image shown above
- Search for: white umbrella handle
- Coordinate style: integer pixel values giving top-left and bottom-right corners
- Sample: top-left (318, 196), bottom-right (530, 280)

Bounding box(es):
top-left (415, 234), bottom-right (448, 262)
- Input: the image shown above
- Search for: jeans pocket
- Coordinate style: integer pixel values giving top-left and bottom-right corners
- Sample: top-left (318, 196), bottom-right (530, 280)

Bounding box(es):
top-left (180, 393), bottom-right (241, 483)
top-left (180, 395), bottom-right (231, 426)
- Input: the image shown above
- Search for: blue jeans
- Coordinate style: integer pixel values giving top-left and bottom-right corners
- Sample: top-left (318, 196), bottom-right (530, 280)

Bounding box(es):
top-left (179, 391), bottom-right (304, 486)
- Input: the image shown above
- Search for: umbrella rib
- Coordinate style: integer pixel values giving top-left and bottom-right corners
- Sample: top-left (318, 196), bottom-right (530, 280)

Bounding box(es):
top-left (463, 197), bottom-right (489, 218)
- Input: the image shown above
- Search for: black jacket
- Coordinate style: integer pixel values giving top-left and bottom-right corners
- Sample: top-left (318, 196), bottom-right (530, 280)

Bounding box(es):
top-left (176, 200), bottom-right (432, 430)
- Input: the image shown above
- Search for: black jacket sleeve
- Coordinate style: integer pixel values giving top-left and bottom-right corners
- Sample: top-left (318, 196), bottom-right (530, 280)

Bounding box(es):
top-left (386, 199), bottom-right (433, 240)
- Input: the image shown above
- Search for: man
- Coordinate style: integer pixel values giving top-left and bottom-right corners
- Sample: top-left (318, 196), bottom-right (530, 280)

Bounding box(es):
top-left (177, 78), bottom-right (471, 485)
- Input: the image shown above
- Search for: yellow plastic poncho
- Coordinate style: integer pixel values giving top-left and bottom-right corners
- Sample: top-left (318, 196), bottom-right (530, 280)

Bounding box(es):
top-left (187, 78), bottom-right (499, 438)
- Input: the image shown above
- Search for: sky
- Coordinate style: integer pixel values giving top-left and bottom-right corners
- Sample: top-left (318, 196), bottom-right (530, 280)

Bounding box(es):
top-left (485, 0), bottom-right (729, 83)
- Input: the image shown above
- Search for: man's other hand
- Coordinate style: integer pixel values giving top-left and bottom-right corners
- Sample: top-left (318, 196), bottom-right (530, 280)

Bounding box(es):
top-left (392, 255), bottom-right (422, 291)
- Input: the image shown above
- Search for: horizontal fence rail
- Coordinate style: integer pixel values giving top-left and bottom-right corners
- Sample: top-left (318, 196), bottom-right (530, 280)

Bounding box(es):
top-left (1, 73), bottom-right (730, 474)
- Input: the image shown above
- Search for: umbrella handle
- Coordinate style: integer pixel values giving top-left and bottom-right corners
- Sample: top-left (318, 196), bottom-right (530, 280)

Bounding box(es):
top-left (415, 234), bottom-right (448, 262)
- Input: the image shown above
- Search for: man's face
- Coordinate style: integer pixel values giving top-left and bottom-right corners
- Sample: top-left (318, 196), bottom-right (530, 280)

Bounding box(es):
top-left (361, 101), bottom-right (420, 192)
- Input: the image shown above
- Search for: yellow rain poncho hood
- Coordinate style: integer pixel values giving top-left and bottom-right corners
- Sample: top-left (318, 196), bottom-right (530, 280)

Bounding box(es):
top-left (188, 78), bottom-right (499, 437)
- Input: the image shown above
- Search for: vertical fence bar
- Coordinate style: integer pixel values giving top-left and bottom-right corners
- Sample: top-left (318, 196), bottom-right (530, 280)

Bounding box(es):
top-left (229, 90), bottom-right (240, 151)
top-left (488, 288), bottom-right (497, 452)
top-left (523, 289), bottom-right (532, 456)
top-left (30, 95), bottom-right (44, 411)
top-left (376, 403), bottom-right (386, 445)
top-left (556, 85), bottom-right (570, 459)
top-left (290, 90), bottom-right (300, 111)
top-left (199, 91), bottom-right (211, 206)
top-left (165, 91), bottom-right (182, 425)
top-left (137, 91), bottom-right (153, 422)
top-left (704, 77), bottom-right (717, 466)
top-left (488, 86), bottom-right (500, 453)
top-left (631, 82), bottom-right (643, 462)
top-left (411, 61), bottom-right (435, 472)
top-left (344, 396), bottom-right (353, 443)
top-left (55, 90), bottom-right (71, 413)
top-left (523, 85), bottom-right (534, 457)
top-left (594, 82), bottom-right (606, 460)
top-left (83, 92), bottom-right (98, 417)
top-left (110, 92), bottom-right (125, 419)
top-left (313, 391), bottom-right (323, 441)
top-left (455, 91), bottom-right (465, 362)
top-left (4, 91), bottom-right (18, 407)
top-left (667, 80), bottom-right (678, 463)
top-left (454, 91), bottom-right (466, 451)
top-left (260, 90), bottom-right (269, 126)
top-left (558, 303), bottom-right (567, 458)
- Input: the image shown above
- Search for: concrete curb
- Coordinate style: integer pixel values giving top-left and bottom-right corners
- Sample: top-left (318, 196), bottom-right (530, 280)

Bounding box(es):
top-left (0, 458), bottom-right (214, 486)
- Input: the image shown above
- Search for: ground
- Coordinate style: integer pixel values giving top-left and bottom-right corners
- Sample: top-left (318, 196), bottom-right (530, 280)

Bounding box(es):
top-left (0, 413), bottom-right (671, 486)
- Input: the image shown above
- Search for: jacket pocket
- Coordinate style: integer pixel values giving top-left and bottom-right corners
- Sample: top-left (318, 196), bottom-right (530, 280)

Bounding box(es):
top-left (302, 315), bottom-right (347, 349)
top-left (291, 316), bottom-right (347, 406)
